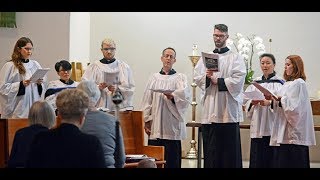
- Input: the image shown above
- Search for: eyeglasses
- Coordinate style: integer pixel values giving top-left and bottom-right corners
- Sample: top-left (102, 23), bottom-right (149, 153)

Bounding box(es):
top-left (21, 47), bottom-right (34, 51)
top-left (162, 54), bottom-right (175, 59)
top-left (102, 48), bottom-right (116, 51)
top-left (213, 34), bottom-right (227, 39)
top-left (59, 69), bottom-right (71, 73)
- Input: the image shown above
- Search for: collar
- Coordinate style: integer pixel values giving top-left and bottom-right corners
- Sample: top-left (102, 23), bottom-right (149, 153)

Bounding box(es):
top-left (262, 72), bottom-right (276, 80)
top-left (213, 47), bottom-right (229, 54)
top-left (100, 58), bottom-right (116, 64)
top-left (160, 68), bottom-right (176, 75)
top-left (59, 79), bottom-right (74, 85)
top-left (21, 59), bottom-right (29, 63)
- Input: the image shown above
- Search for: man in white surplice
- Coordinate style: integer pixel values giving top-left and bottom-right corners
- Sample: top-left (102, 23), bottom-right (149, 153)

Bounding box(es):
top-left (0, 37), bottom-right (46, 118)
top-left (140, 47), bottom-right (191, 168)
top-left (82, 38), bottom-right (135, 111)
top-left (194, 24), bottom-right (246, 168)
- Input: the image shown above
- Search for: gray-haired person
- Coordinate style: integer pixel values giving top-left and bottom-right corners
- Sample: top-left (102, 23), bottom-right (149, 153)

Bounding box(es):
top-left (26, 89), bottom-right (106, 168)
top-left (77, 80), bottom-right (126, 168)
top-left (8, 101), bottom-right (56, 168)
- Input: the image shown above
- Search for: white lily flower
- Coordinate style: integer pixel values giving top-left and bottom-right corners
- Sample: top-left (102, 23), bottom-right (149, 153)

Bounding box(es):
top-left (256, 43), bottom-right (265, 50)
top-left (253, 36), bottom-right (263, 44)
top-left (242, 46), bottom-right (250, 53)
top-left (242, 54), bottom-right (249, 60)
top-left (236, 33), bottom-right (243, 38)
top-left (237, 43), bottom-right (244, 50)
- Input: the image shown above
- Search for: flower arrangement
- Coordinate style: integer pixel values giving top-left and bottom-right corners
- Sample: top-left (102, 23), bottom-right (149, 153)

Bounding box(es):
top-left (227, 33), bottom-right (266, 84)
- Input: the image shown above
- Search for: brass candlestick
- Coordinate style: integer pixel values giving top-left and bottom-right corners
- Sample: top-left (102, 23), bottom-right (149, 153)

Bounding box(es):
top-left (185, 44), bottom-right (201, 159)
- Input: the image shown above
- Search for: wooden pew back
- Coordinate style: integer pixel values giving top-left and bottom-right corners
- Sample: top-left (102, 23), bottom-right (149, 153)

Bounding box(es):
top-left (0, 118), bottom-right (29, 167)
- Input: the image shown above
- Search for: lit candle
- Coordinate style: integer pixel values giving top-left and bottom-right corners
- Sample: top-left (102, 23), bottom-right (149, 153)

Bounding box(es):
top-left (192, 44), bottom-right (198, 56)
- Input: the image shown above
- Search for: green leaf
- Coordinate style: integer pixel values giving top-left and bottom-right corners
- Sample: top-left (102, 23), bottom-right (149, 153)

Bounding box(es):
top-left (245, 69), bottom-right (254, 84)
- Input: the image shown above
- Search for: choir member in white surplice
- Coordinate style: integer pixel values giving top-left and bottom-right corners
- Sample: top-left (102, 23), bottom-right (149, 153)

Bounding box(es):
top-left (82, 38), bottom-right (135, 112)
top-left (194, 24), bottom-right (246, 168)
top-left (140, 47), bottom-right (191, 168)
top-left (44, 60), bottom-right (79, 113)
top-left (0, 37), bottom-right (46, 118)
top-left (270, 55), bottom-right (316, 168)
top-left (243, 53), bottom-right (284, 168)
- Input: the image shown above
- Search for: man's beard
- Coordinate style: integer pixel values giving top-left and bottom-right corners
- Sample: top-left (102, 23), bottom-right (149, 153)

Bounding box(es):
top-left (215, 41), bottom-right (225, 48)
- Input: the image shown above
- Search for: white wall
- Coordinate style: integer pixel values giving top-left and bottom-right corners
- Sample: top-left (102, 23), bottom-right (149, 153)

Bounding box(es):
top-left (90, 12), bottom-right (320, 160)
top-left (69, 12), bottom-right (90, 70)
top-left (0, 12), bottom-right (70, 81)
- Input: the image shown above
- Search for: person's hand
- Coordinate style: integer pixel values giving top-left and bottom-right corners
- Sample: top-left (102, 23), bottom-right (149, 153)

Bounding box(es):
top-left (98, 82), bottom-right (108, 90)
top-left (210, 73), bottom-right (218, 85)
top-left (163, 92), bottom-right (174, 100)
top-left (144, 121), bottom-right (152, 136)
top-left (107, 85), bottom-right (116, 93)
top-left (36, 78), bottom-right (43, 85)
top-left (251, 100), bottom-right (262, 105)
top-left (264, 94), bottom-right (272, 100)
top-left (23, 80), bottom-right (31, 87)
top-left (206, 69), bottom-right (214, 78)
top-left (260, 99), bottom-right (272, 106)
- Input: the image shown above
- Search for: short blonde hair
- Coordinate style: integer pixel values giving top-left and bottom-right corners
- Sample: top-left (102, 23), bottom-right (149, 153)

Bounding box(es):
top-left (56, 89), bottom-right (89, 120)
top-left (28, 101), bottom-right (56, 128)
top-left (101, 38), bottom-right (116, 48)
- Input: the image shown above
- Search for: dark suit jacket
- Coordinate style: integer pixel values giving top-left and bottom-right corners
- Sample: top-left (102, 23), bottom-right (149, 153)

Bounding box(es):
top-left (7, 124), bottom-right (48, 168)
top-left (26, 123), bottom-right (106, 168)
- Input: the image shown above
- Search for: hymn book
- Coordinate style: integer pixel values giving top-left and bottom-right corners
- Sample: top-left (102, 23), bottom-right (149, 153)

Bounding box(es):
top-left (30, 68), bottom-right (50, 82)
top-left (252, 82), bottom-right (278, 99)
top-left (201, 52), bottom-right (219, 71)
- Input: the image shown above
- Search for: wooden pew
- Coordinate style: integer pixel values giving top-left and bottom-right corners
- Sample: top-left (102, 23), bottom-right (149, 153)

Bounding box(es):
top-left (0, 118), bottom-right (29, 168)
top-left (115, 111), bottom-right (165, 168)
top-left (0, 111), bottom-right (165, 168)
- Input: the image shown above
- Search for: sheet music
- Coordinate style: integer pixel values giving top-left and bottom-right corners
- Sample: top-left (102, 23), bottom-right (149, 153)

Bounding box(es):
top-left (252, 82), bottom-right (278, 99)
top-left (30, 68), bottom-right (50, 82)
top-left (243, 90), bottom-right (265, 100)
top-left (104, 71), bottom-right (119, 85)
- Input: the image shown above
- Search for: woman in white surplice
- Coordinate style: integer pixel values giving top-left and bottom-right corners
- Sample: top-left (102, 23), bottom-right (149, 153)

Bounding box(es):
top-left (140, 47), bottom-right (191, 168)
top-left (243, 53), bottom-right (284, 168)
top-left (44, 60), bottom-right (79, 113)
top-left (82, 38), bottom-right (135, 112)
top-left (270, 55), bottom-right (316, 168)
top-left (0, 37), bottom-right (46, 118)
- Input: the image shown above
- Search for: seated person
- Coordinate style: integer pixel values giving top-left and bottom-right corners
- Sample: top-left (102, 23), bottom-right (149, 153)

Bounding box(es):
top-left (26, 89), bottom-right (106, 168)
top-left (44, 60), bottom-right (78, 112)
top-left (77, 80), bottom-right (126, 168)
top-left (7, 101), bottom-right (56, 168)
top-left (137, 159), bottom-right (157, 168)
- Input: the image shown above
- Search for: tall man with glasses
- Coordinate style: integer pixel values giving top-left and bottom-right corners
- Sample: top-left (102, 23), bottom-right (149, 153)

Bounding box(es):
top-left (82, 38), bottom-right (135, 112)
top-left (194, 24), bottom-right (246, 168)
top-left (140, 47), bottom-right (191, 168)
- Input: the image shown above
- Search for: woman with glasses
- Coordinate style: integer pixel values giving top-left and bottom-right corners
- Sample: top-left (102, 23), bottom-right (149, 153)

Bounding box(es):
top-left (44, 60), bottom-right (79, 113)
top-left (0, 37), bottom-right (46, 118)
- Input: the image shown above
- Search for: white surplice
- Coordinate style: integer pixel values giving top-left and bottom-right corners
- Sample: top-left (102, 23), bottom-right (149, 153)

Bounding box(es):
top-left (45, 80), bottom-right (79, 110)
top-left (194, 50), bottom-right (246, 124)
top-left (0, 60), bottom-right (47, 118)
top-left (243, 75), bottom-right (284, 138)
top-left (140, 73), bottom-right (191, 140)
top-left (270, 78), bottom-right (316, 146)
top-left (81, 59), bottom-right (135, 111)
